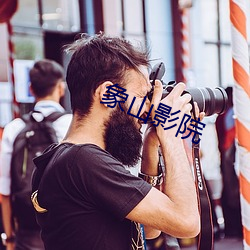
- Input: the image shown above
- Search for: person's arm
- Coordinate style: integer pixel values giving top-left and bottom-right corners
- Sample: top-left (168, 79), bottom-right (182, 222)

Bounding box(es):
top-left (0, 121), bottom-right (22, 250)
top-left (140, 126), bottom-right (161, 239)
top-left (1, 195), bottom-right (15, 250)
top-left (126, 81), bottom-right (200, 238)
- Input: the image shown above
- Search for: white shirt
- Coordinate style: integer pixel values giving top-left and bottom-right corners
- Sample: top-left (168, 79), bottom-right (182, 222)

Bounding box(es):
top-left (200, 115), bottom-right (222, 200)
top-left (200, 115), bottom-right (221, 180)
top-left (0, 101), bottom-right (72, 196)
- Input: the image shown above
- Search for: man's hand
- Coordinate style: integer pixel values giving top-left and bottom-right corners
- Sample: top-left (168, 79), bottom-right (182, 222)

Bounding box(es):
top-left (193, 101), bottom-right (205, 121)
top-left (150, 81), bottom-right (192, 140)
top-left (133, 80), bottom-right (201, 239)
top-left (142, 80), bottom-right (205, 177)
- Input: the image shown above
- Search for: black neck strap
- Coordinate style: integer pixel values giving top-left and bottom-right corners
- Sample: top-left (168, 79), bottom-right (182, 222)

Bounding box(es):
top-left (191, 98), bottom-right (214, 249)
top-left (192, 140), bottom-right (214, 250)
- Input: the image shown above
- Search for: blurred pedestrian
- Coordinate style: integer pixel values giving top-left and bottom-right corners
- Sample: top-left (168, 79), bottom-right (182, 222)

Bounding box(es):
top-left (200, 115), bottom-right (224, 239)
top-left (215, 86), bottom-right (242, 238)
top-left (0, 59), bottom-right (72, 250)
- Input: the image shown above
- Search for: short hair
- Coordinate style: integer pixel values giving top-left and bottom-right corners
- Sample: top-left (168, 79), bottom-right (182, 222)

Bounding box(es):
top-left (29, 59), bottom-right (64, 98)
top-left (65, 33), bottom-right (150, 117)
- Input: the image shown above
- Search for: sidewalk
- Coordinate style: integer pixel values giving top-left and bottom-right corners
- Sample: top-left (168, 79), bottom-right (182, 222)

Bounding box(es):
top-left (181, 237), bottom-right (243, 250)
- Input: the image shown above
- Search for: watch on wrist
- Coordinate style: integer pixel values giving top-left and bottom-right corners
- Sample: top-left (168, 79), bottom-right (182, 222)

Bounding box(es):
top-left (1, 233), bottom-right (15, 246)
top-left (138, 172), bottom-right (163, 186)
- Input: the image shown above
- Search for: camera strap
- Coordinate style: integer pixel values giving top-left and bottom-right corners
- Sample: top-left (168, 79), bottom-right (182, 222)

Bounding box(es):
top-left (191, 109), bottom-right (214, 249)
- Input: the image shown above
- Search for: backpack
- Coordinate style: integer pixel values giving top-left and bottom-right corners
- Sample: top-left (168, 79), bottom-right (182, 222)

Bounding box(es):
top-left (10, 111), bottom-right (64, 230)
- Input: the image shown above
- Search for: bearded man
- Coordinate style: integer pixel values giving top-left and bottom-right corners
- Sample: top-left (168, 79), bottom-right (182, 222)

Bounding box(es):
top-left (31, 33), bottom-right (201, 250)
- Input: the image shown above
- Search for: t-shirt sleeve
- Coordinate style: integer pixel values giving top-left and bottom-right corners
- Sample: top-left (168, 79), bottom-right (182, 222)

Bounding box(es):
top-left (0, 119), bottom-right (25, 195)
top-left (74, 145), bottom-right (152, 220)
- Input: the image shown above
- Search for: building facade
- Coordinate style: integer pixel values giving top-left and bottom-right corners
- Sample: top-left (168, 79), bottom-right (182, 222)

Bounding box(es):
top-left (1, 0), bottom-right (250, 124)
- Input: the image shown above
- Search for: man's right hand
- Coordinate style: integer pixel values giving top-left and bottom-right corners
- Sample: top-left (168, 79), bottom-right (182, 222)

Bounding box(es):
top-left (149, 80), bottom-right (192, 147)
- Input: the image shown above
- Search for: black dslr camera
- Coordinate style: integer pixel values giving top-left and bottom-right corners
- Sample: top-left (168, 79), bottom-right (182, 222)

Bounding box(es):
top-left (148, 62), bottom-right (228, 116)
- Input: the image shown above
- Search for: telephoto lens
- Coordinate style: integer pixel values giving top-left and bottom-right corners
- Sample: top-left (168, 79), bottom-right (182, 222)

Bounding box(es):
top-left (187, 87), bottom-right (228, 116)
top-left (149, 62), bottom-right (228, 116)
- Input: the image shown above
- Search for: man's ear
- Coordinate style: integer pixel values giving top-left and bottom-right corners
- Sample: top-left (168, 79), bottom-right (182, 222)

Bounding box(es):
top-left (58, 81), bottom-right (66, 98)
top-left (29, 83), bottom-right (35, 97)
top-left (96, 81), bottom-right (113, 108)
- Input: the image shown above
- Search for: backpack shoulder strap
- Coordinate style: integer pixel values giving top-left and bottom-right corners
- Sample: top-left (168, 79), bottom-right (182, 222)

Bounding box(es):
top-left (15, 111), bottom-right (66, 146)
top-left (44, 111), bottom-right (66, 123)
top-left (13, 112), bottom-right (35, 147)
top-left (38, 111), bottom-right (65, 144)
top-left (20, 112), bottom-right (33, 124)
top-left (19, 111), bottom-right (65, 146)
top-left (21, 110), bottom-right (66, 124)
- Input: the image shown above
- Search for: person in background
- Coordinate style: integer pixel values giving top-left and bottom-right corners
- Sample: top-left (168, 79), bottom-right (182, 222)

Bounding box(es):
top-left (200, 115), bottom-right (224, 239)
top-left (0, 59), bottom-right (72, 250)
top-left (215, 86), bottom-right (242, 238)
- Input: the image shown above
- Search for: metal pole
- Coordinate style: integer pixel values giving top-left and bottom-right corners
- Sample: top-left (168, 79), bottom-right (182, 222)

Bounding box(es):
top-left (37, 0), bottom-right (43, 28)
top-left (78, 0), bottom-right (95, 34)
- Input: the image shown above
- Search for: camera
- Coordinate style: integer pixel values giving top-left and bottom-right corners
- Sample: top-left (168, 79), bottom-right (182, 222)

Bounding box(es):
top-left (148, 62), bottom-right (228, 116)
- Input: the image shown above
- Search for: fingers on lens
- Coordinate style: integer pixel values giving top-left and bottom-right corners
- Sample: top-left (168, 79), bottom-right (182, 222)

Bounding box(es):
top-left (193, 102), bottom-right (199, 117)
top-left (183, 103), bottom-right (192, 113)
top-left (180, 92), bottom-right (192, 104)
top-left (172, 82), bottom-right (186, 97)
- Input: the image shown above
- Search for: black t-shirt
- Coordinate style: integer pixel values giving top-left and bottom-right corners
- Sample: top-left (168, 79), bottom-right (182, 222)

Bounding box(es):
top-left (33, 143), bottom-right (152, 250)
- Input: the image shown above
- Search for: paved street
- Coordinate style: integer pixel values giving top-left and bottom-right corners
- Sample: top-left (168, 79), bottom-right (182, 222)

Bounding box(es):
top-left (181, 237), bottom-right (243, 250)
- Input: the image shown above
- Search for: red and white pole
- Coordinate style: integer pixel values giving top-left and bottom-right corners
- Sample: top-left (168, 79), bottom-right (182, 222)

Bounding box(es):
top-left (230, 0), bottom-right (250, 248)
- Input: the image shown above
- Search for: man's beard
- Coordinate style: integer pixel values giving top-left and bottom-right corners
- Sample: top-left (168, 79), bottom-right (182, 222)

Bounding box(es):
top-left (104, 106), bottom-right (143, 167)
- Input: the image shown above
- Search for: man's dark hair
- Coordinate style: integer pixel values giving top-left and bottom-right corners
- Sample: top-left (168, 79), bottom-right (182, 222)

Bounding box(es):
top-left (65, 33), bottom-right (150, 117)
top-left (29, 59), bottom-right (64, 98)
